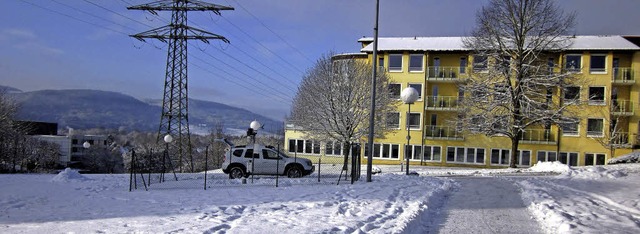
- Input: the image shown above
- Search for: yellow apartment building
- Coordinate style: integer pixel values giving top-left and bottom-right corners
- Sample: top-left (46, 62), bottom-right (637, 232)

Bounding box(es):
top-left (285, 35), bottom-right (640, 168)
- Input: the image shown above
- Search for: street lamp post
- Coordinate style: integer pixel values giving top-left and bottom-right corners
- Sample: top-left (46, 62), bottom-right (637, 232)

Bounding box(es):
top-left (248, 120), bottom-right (261, 183)
top-left (163, 134), bottom-right (177, 181)
top-left (401, 87), bottom-right (419, 175)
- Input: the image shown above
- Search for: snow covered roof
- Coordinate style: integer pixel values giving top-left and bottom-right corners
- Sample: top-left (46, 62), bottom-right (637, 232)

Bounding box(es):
top-left (359, 35), bottom-right (640, 52)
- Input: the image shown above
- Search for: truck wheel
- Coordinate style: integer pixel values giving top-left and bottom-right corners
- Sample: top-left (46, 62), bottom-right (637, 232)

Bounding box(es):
top-left (286, 166), bottom-right (303, 178)
top-left (229, 167), bottom-right (245, 179)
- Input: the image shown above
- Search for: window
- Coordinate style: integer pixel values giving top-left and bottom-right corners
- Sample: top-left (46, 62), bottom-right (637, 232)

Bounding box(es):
top-left (378, 57), bottom-right (384, 70)
top-left (389, 54), bottom-right (403, 72)
top-left (263, 149), bottom-right (279, 160)
top-left (389, 84), bottom-right (401, 99)
top-left (460, 57), bottom-right (468, 74)
top-left (587, 118), bottom-right (604, 137)
top-left (422, 145), bottom-right (442, 162)
top-left (537, 151), bottom-right (557, 162)
top-left (585, 153), bottom-right (606, 166)
top-left (447, 146), bottom-right (485, 164)
top-left (499, 56), bottom-right (511, 74)
top-left (408, 113), bottom-right (421, 130)
top-left (371, 143), bottom-right (400, 159)
top-left (564, 86), bottom-right (580, 102)
top-left (387, 112), bottom-right (400, 129)
top-left (325, 141), bottom-right (343, 156)
top-left (559, 152), bottom-right (579, 166)
top-left (473, 55), bottom-right (488, 71)
top-left (72, 139), bottom-right (78, 144)
top-left (409, 54), bottom-right (423, 72)
top-left (288, 139), bottom-right (320, 154)
top-left (588, 87), bottom-right (605, 105)
top-left (517, 150), bottom-right (532, 167)
top-left (561, 120), bottom-right (579, 136)
top-left (232, 149), bottom-right (244, 157)
top-left (565, 54), bottom-right (582, 72)
top-left (406, 145), bottom-right (425, 160)
top-left (590, 54), bottom-right (606, 73)
top-left (547, 57), bottom-right (555, 74)
top-left (491, 149), bottom-right (510, 165)
top-left (408, 83), bottom-right (422, 99)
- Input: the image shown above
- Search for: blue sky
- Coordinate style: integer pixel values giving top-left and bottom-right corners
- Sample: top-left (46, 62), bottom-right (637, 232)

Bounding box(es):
top-left (2, 0), bottom-right (640, 121)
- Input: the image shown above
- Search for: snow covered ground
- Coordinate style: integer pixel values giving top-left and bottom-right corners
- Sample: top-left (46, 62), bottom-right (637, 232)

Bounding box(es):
top-left (1, 163), bottom-right (639, 233)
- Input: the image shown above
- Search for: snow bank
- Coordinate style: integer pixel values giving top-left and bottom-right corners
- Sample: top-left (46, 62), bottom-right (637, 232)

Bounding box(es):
top-left (529, 161), bottom-right (572, 173)
top-left (51, 168), bottom-right (91, 182)
top-left (608, 152), bottom-right (640, 164)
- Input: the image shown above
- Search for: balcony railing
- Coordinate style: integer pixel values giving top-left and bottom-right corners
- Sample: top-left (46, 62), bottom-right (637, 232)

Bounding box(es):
top-left (425, 125), bottom-right (464, 140)
top-left (611, 132), bottom-right (631, 146)
top-left (519, 129), bottom-right (555, 144)
top-left (425, 96), bottom-right (461, 111)
top-left (612, 68), bottom-right (635, 84)
top-left (427, 66), bottom-right (467, 81)
top-left (611, 100), bottom-right (634, 116)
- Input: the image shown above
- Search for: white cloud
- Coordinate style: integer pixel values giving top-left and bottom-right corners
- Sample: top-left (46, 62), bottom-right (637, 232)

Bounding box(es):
top-left (2, 28), bottom-right (64, 56)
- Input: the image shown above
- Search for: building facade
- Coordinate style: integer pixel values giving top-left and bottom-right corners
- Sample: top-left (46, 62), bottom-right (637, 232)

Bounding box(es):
top-left (285, 35), bottom-right (640, 168)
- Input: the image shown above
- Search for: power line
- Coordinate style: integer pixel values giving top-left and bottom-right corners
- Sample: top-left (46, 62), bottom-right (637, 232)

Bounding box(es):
top-left (49, 0), bottom-right (137, 32)
top-left (231, 0), bottom-right (314, 63)
top-left (18, 0), bottom-right (129, 36)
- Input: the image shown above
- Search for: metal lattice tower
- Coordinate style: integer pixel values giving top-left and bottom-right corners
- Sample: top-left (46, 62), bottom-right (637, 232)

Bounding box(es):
top-left (128, 0), bottom-right (233, 172)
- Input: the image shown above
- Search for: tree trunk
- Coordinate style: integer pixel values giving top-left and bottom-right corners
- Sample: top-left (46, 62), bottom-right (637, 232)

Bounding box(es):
top-left (342, 141), bottom-right (351, 173)
top-left (510, 136), bottom-right (519, 168)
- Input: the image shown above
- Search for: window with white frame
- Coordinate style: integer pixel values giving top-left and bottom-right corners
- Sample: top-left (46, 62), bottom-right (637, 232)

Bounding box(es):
top-left (559, 152), bottom-right (579, 166)
top-left (367, 143), bottom-right (399, 159)
top-left (389, 54), bottom-right (403, 72)
top-left (408, 113), bottom-right (421, 130)
top-left (565, 54), bottom-right (582, 72)
top-left (491, 149), bottom-right (510, 165)
top-left (423, 145), bottom-right (442, 162)
top-left (517, 150), bottom-right (532, 167)
top-left (389, 83), bottom-right (401, 99)
top-left (473, 55), bottom-right (488, 71)
top-left (560, 119), bottom-right (580, 136)
top-left (459, 57), bottom-right (468, 74)
top-left (447, 146), bottom-right (485, 164)
top-left (288, 139), bottom-right (320, 154)
top-left (585, 153), bottom-right (606, 166)
top-left (590, 54), bottom-right (606, 73)
top-left (588, 87), bottom-right (605, 105)
top-left (537, 151), bottom-right (558, 162)
top-left (564, 86), bottom-right (580, 102)
top-left (409, 83), bottom-right (422, 99)
top-left (324, 141), bottom-right (343, 156)
top-left (403, 145), bottom-right (420, 161)
top-left (547, 57), bottom-right (555, 74)
top-left (409, 54), bottom-right (423, 72)
top-left (386, 112), bottom-right (400, 129)
top-left (587, 118), bottom-right (604, 137)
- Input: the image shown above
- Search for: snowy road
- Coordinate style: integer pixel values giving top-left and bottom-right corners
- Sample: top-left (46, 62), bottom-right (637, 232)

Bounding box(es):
top-left (408, 177), bottom-right (542, 234)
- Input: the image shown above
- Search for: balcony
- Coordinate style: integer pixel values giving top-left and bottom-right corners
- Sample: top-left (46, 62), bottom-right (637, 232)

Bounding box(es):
top-left (611, 100), bottom-right (634, 116)
top-left (427, 67), bottom-right (467, 82)
top-left (425, 96), bottom-right (461, 111)
top-left (519, 129), bottom-right (555, 145)
top-left (612, 132), bottom-right (632, 148)
top-left (425, 125), bottom-right (464, 140)
top-left (611, 68), bottom-right (634, 85)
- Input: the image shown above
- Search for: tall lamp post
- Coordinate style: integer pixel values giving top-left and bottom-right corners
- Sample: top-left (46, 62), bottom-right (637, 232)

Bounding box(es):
top-left (163, 134), bottom-right (177, 181)
top-left (248, 120), bottom-right (261, 183)
top-left (401, 87), bottom-right (419, 175)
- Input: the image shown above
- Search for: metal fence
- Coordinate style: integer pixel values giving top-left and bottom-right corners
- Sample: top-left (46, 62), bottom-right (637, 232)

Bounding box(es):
top-left (128, 143), bottom-right (362, 191)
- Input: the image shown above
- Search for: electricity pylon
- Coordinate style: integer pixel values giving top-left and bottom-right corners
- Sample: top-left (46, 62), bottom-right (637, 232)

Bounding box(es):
top-left (128, 0), bottom-right (233, 173)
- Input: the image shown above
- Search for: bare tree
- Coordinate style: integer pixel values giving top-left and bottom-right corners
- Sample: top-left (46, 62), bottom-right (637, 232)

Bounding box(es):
top-left (460, 0), bottom-right (579, 168)
top-left (289, 52), bottom-right (395, 170)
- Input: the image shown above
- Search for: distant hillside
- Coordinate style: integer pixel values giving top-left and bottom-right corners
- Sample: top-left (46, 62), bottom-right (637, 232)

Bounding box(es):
top-left (10, 89), bottom-right (282, 134)
top-left (0, 85), bottom-right (22, 93)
